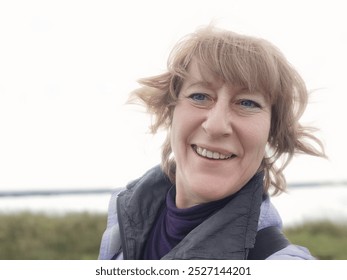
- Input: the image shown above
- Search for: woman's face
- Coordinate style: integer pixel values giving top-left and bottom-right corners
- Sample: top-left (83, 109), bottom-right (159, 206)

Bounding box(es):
top-left (171, 60), bottom-right (271, 208)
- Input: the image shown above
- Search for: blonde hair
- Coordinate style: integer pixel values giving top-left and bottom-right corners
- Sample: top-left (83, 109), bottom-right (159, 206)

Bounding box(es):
top-left (129, 26), bottom-right (326, 195)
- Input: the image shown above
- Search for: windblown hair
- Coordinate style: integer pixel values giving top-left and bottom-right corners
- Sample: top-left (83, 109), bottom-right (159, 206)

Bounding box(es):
top-left (129, 26), bottom-right (326, 195)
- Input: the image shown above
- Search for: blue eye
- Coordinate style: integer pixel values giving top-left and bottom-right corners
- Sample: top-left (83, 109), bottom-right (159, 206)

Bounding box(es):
top-left (239, 99), bottom-right (260, 108)
top-left (187, 93), bottom-right (213, 108)
top-left (190, 93), bottom-right (207, 101)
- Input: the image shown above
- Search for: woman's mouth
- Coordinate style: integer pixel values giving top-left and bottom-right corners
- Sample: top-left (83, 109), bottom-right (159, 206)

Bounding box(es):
top-left (191, 145), bottom-right (236, 160)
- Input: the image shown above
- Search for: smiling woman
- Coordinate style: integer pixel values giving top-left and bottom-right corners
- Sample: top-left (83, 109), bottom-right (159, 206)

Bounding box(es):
top-left (171, 60), bottom-right (271, 208)
top-left (98, 25), bottom-right (326, 260)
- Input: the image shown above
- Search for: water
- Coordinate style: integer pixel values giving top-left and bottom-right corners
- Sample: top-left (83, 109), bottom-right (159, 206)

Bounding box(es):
top-left (0, 193), bottom-right (110, 214)
top-left (1, 185), bottom-right (346, 226)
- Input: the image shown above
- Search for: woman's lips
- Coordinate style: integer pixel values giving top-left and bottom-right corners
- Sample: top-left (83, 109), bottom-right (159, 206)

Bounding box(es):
top-left (191, 144), bottom-right (236, 160)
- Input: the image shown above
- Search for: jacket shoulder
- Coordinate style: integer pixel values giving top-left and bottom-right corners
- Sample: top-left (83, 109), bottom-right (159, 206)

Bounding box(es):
top-left (98, 188), bottom-right (124, 260)
top-left (258, 196), bottom-right (315, 260)
top-left (98, 165), bottom-right (168, 260)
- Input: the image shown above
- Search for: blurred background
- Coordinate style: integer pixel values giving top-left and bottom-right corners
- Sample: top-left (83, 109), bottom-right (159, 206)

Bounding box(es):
top-left (0, 0), bottom-right (346, 259)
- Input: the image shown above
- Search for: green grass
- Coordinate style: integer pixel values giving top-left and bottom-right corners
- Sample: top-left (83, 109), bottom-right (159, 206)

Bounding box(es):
top-left (284, 220), bottom-right (347, 260)
top-left (0, 212), bottom-right (346, 259)
top-left (0, 212), bottom-right (107, 260)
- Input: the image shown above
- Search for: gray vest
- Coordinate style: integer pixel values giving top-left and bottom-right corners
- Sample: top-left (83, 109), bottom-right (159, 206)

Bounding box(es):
top-left (116, 165), bottom-right (263, 260)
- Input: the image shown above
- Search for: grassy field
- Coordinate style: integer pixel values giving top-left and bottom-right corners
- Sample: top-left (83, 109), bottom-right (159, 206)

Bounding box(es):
top-left (284, 220), bottom-right (347, 260)
top-left (0, 212), bottom-right (346, 259)
top-left (0, 212), bottom-right (107, 260)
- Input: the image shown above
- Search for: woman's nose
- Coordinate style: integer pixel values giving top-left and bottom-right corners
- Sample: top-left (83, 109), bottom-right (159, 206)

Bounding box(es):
top-left (202, 103), bottom-right (233, 138)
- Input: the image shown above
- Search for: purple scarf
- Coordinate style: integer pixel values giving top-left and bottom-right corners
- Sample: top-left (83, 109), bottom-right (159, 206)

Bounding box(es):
top-left (142, 187), bottom-right (233, 259)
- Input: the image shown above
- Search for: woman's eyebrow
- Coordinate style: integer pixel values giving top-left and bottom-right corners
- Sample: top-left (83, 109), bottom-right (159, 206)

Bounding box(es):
top-left (237, 90), bottom-right (270, 104)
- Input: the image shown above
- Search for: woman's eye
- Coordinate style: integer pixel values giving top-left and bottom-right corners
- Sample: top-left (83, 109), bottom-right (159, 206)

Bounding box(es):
top-left (239, 99), bottom-right (261, 108)
top-left (190, 93), bottom-right (208, 101)
top-left (187, 93), bottom-right (213, 107)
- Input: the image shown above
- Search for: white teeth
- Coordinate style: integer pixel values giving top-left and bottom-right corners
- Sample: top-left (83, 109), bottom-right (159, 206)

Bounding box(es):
top-left (193, 145), bottom-right (234, 160)
top-left (219, 153), bottom-right (226, 159)
top-left (213, 152), bottom-right (219, 159)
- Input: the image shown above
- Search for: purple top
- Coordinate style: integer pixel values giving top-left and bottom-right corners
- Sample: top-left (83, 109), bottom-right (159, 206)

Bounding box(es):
top-left (142, 187), bottom-right (233, 260)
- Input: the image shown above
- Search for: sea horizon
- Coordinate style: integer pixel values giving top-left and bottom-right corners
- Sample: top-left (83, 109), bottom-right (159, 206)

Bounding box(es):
top-left (1, 184), bottom-right (346, 227)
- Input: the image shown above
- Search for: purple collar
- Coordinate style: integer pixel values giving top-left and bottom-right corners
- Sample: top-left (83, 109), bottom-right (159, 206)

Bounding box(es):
top-left (142, 187), bottom-right (234, 259)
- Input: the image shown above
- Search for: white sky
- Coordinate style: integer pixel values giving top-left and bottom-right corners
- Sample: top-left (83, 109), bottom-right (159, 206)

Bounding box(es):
top-left (0, 0), bottom-right (346, 191)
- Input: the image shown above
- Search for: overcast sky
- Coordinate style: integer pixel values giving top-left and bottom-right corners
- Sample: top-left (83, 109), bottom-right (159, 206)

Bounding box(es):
top-left (0, 0), bottom-right (346, 191)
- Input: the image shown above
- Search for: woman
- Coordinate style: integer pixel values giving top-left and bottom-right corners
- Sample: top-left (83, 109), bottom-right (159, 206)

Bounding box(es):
top-left (99, 26), bottom-right (325, 260)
